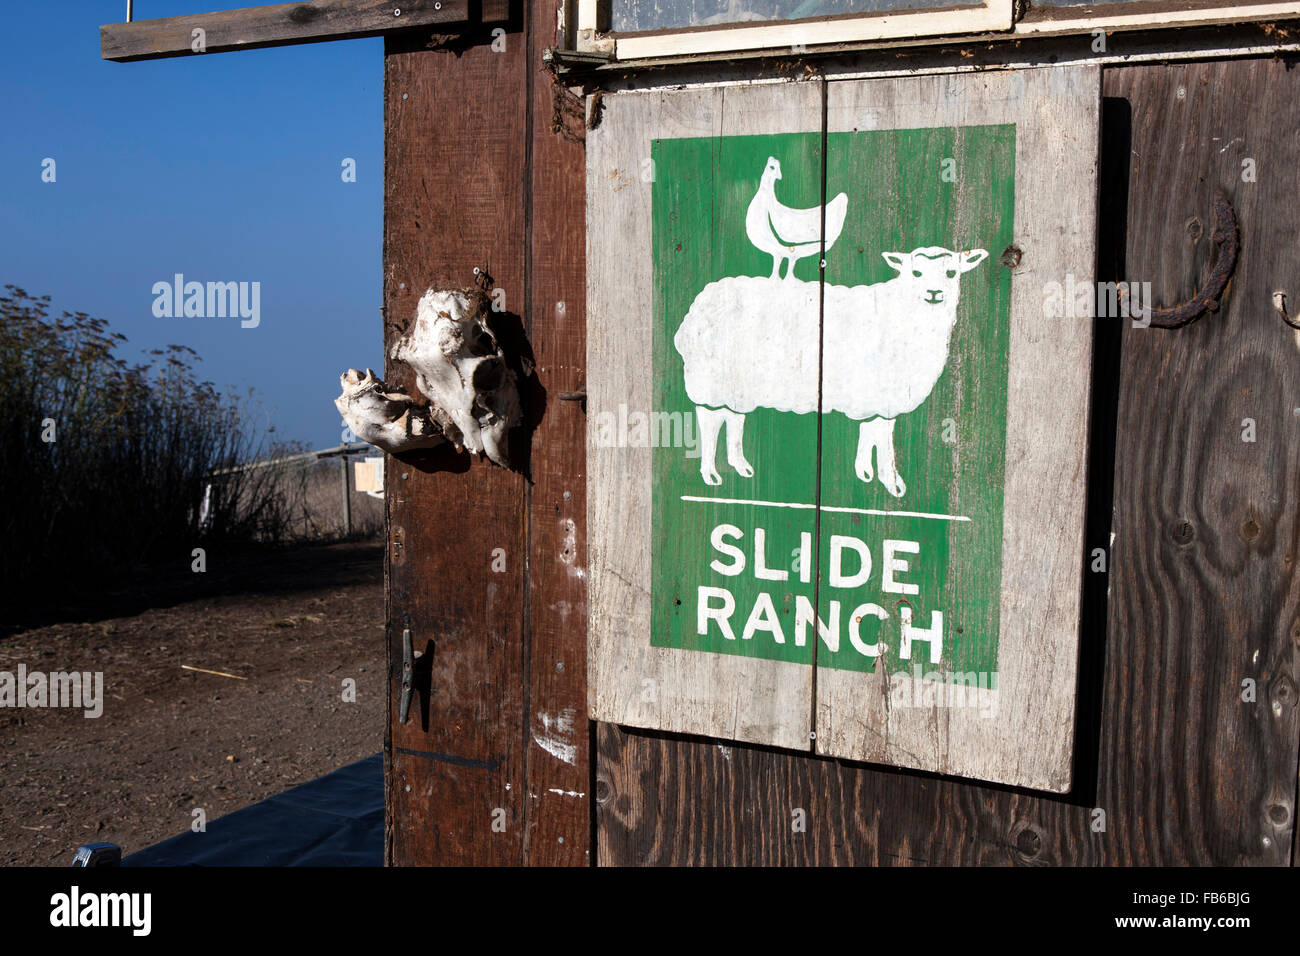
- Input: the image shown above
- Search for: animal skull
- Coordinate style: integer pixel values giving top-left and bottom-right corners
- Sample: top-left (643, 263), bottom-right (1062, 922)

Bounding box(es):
top-left (334, 367), bottom-right (445, 453)
top-left (335, 288), bottom-right (520, 467)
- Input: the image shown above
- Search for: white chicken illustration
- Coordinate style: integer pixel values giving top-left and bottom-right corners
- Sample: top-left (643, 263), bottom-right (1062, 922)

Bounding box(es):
top-left (745, 156), bottom-right (849, 280)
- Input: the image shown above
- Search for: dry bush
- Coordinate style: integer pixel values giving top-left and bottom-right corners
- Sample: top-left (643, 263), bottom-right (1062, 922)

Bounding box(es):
top-left (0, 285), bottom-right (348, 609)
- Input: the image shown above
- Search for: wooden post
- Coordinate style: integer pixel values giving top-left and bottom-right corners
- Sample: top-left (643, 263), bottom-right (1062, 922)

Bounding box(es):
top-left (383, 0), bottom-right (591, 865)
top-left (99, 0), bottom-right (511, 61)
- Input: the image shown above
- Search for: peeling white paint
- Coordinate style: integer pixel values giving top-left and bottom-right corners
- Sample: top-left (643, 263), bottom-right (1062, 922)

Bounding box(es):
top-left (533, 708), bottom-right (579, 765)
top-left (559, 517), bottom-right (577, 565)
top-left (547, 788), bottom-right (586, 798)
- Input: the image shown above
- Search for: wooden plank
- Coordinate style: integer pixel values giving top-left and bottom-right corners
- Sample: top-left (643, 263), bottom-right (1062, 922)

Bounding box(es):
top-left (598, 56), bottom-right (1300, 865)
top-left (1095, 57), bottom-right (1299, 864)
top-left (521, 0), bottom-right (593, 864)
top-left (100, 0), bottom-right (511, 62)
top-left (814, 67), bottom-right (1099, 793)
top-left (383, 27), bottom-right (529, 866)
top-left (597, 721), bottom-right (1085, 865)
top-left (1016, 0), bottom-right (1300, 35)
top-left (586, 82), bottom-right (823, 753)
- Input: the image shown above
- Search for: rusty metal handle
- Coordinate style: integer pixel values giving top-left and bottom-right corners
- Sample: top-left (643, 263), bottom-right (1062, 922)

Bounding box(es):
top-left (1148, 192), bottom-right (1240, 329)
top-left (1275, 292), bottom-right (1300, 329)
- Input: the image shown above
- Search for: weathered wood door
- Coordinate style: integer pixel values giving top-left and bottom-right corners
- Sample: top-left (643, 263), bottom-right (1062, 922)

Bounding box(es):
top-left (594, 58), bottom-right (1300, 865)
top-left (382, 11), bottom-right (1299, 863)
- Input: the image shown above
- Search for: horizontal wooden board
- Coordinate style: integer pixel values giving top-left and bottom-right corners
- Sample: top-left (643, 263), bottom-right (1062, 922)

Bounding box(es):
top-left (1016, 0), bottom-right (1300, 34)
top-left (100, 0), bottom-right (511, 62)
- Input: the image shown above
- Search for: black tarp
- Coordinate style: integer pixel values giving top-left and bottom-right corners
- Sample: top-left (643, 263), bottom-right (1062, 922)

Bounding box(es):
top-left (123, 754), bottom-right (383, 867)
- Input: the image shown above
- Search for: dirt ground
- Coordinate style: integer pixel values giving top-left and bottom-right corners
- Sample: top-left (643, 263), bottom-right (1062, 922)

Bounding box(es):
top-left (0, 541), bottom-right (386, 867)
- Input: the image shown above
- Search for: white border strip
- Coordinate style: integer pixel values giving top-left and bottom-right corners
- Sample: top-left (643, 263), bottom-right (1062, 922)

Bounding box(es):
top-left (681, 495), bottom-right (972, 522)
top-left (1015, 2), bottom-right (1300, 34)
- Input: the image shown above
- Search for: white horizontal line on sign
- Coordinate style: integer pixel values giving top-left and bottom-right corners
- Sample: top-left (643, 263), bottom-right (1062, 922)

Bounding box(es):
top-left (680, 496), bottom-right (971, 523)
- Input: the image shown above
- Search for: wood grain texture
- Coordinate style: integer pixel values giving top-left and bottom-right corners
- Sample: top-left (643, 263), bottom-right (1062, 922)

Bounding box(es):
top-left (586, 82), bottom-right (822, 753)
top-left (100, 0), bottom-right (495, 62)
top-left (384, 27), bottom-right (530, 866)
top-left (597, 57), bottom-right (1300, 865)
top-left (1098, 58), bottom-right (1300, 865)
top-left (816, 67), bottom-right (1098, 793)
top-left (522, 0), bottom-right (593, 864)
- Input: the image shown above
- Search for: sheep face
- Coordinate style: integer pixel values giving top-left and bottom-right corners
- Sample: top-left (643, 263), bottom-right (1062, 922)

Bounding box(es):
top-left (882, 246), bottom-right (988, 307)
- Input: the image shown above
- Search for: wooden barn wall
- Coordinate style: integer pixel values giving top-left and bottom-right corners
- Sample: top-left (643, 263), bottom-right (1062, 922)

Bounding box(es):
top-left (382, 18), bottom-right (1300, 865)
top-left (595, 58), bottom-right (1300, 866)
top-left (383, 0), bottom-right (590, 865)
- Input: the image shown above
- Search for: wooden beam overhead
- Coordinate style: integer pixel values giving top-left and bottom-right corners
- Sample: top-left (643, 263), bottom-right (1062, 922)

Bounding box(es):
top-left (100, 0), bottom-right (509, 62)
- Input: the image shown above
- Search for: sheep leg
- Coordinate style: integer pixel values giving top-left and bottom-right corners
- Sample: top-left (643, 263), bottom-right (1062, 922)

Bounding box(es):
top-left (696, 406), bottom-right (724, 486)
top-left (874, 418), bottom-right (906, 498)
top-left (769, 256), bottom-right (781, 280)
top-left (721, 410), bottom-right (754, 478)
top-left (854, 420), bottom-right (876, 483)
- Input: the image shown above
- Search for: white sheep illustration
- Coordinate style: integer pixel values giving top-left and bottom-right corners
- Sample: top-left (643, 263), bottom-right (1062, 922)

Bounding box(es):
top-left (673, 246), bottom-right (988, 497)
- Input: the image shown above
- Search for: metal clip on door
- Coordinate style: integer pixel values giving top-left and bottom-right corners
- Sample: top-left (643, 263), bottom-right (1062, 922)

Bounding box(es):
top-left (400, 622), bottom-right (414, 725)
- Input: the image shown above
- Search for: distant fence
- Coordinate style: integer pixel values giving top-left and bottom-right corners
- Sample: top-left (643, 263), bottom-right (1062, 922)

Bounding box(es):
top-left (204, 443), bottom-right (384, 541)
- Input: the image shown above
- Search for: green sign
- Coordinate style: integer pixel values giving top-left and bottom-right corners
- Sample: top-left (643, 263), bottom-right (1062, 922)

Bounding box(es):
top-left (649, 125), bottom-right (1016, 682)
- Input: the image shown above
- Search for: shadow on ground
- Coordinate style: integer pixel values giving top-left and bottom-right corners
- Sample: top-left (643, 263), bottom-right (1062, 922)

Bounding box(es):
top-left (1, 540), bottom-right (385, 638)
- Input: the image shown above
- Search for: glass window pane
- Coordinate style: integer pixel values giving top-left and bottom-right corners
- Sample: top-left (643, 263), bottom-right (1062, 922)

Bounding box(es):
top-left (611, 0), bottom-right (964, 33)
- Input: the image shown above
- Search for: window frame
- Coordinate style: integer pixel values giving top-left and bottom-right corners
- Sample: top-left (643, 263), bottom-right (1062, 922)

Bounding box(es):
top-left (576, 0), bottom-right (1300, 59)
top-left (578, 0), bottom-right (1013, 57)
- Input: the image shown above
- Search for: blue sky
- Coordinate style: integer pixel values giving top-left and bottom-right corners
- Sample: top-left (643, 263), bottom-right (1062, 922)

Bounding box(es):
top-left (1, 1), bottom-right (383, 450)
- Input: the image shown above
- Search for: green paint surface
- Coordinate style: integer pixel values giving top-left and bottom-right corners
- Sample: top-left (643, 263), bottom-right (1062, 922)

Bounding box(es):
top-left (650, 126), bottom-right (1015, 683)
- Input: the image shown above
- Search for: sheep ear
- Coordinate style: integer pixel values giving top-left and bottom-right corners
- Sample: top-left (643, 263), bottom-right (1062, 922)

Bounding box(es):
top-left (960, 248), bottom-right (989, 271)
top-left (882, 252), bottom-right (907, 272)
